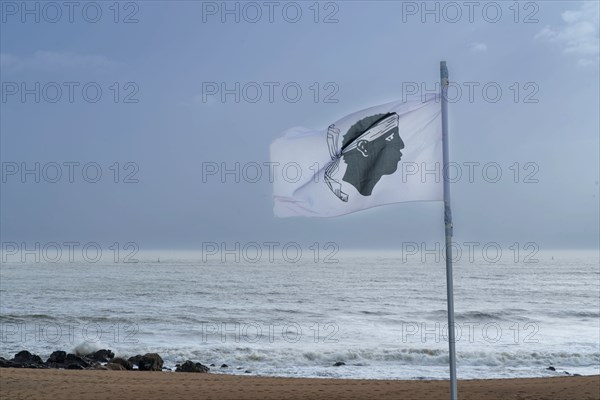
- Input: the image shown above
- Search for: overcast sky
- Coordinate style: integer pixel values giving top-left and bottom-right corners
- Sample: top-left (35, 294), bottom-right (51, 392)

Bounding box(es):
top-left (1, 1), bottom-right (598, 252)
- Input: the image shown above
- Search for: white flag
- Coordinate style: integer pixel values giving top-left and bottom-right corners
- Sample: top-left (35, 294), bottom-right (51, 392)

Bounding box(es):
top-left (271, 94), bottom-right (443, 217)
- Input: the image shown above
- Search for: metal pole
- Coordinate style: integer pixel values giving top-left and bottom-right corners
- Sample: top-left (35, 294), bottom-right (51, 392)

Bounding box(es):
top-left (440, 60), bottom-right (458, 400)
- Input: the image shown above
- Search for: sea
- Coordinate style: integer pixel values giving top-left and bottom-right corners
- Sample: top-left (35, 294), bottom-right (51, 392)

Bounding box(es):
top-left (1, 250), bottom-right (598, 380)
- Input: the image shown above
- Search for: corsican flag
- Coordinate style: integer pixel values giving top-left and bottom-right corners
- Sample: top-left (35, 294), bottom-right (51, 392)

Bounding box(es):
top-left (271, 94), bottom-right (443, 217)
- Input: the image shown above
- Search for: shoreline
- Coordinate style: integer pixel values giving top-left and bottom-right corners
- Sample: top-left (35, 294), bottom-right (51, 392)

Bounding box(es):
top-left (1, 369), bottom-right (599, 400)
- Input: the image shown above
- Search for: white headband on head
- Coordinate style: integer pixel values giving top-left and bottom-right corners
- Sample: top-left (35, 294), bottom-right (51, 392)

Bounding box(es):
top-left (325, 113), bottom-right (400, 202)
top-left (342, 114), bottom-right (399, 154)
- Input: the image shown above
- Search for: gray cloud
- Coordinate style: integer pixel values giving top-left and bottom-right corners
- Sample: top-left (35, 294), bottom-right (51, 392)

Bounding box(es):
top-left (535, 1), bottom-right (599, 66)
top-left (470, 42), bottom-right (488, 52)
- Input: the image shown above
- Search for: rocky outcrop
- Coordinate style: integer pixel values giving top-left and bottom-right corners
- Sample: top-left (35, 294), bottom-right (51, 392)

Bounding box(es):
top-left (1, 349), bottom-right (211, 375)
top-left (13, 350), bottom-right (45, 367)
top-left (43, 352), bottom-right (93, 369)
top-left (87, 349), bottom-right (115, 363)
top-left (47, 351), bottom-right (67, 364)
top-left (87, 364), bottom-right (109, 370)
top-left (138, 353), bottom-right (164, 371)
top-left (175, 360), bottom-right (210, 373)
top-left (0, 351), bottom-right (46, 368)
top-left (127, 355), bottom-right (143, 367)
top-left (64, 353), bottom-right (92, 369)
top-left (110, 357), bottom-right (133, 370)
top-left (106, 362), bottom-right (127, 370)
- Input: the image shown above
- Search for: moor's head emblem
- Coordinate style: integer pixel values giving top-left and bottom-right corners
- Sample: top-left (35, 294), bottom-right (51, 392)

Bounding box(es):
top-left (325, 113), bottom-right (404, 202)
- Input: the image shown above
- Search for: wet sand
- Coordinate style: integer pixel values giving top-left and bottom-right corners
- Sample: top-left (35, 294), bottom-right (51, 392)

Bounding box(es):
top-left (1, 369), bottom-right (599, 400)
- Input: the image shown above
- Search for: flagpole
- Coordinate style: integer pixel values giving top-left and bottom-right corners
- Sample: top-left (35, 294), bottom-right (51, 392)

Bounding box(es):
top-left (440, 61), bottom-right (458, 400)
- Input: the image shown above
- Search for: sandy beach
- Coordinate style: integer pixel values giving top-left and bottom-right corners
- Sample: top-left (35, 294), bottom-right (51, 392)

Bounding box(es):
top-left (0, 369), bottom-right (598, 400)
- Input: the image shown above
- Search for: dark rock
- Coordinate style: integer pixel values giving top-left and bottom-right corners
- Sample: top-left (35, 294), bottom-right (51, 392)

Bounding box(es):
top-left (110, 357), bottom-right (133, 370)
top-left (106, 362), bottom-right (126, 371)
top-left (138, 353), bottom-right (164, 371)
top-left (175, 360), bottom-right (210, 373)
top-left (244, 370), bottom-right (251, 374)
top-left (87, 364), bottom-right (109, 370)
top-left (87, 349), bottom-right (114, 363)
top-left (547, 366), bottom-right (556, 371)
top-left (210, 364), bottom-right (215, 367)
top-left (573, 373), bottom-right (582, 377)
top-left (67, 363), bottom-right (84, 370)
top-left (7, 351), bottom-right (46, 368)
top-left (65, 353), bottom-right (91, 369)
top-left (564, 371), bottom-right (570, 375)
top-left (220, 364), bottom-right (228, 368)
top-left (333, 361), bottom-right (345, 366)
top-left (0, 357), bottom-right (16, 368)
top-left (47, 351), bottom-right (67, 364)
top-left (13, 350), bottom-right (44, 366)
top-left (128, 355), bottom-right (143, 366)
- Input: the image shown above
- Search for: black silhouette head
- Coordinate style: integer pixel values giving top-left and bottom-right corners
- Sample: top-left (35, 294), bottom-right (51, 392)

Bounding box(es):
top-left (341, 113), bottom-right (404, 196)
